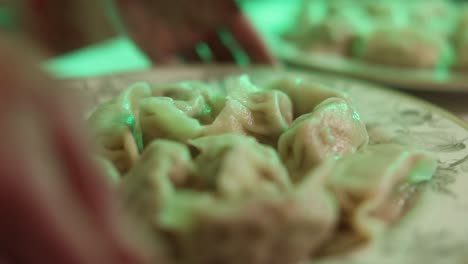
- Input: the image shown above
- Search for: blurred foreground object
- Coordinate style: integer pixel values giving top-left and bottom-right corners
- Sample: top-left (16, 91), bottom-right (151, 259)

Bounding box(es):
top-left (0, 37), bottom-right (158, 263)
top-left (3, 0), bottom-right (273, 65)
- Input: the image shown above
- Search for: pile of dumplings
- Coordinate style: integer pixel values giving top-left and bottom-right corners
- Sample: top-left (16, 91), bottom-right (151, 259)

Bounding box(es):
top-left (88, 75), bottom-right (436, 264)
top-left (287, 0), bottom-right (468, 70)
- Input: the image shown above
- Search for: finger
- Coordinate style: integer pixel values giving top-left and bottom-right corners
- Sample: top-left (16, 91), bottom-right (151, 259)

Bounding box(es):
top-left (205, 31), bottom-right (236, 62)
top-left (227, 13), bottom-right (276, 65)
top-left (0, 111), bottom-right (115, 264)
top-left (116, 0), bottom-right (176, 62)
top-left (45, 96), bottom-right (153, 263)
top-left (0, 37), bottom-right (117, 227)
top-left (0, 95), bottom-right (151, 264)
top-left (37, 75), bottom-right (154, 263)
top-left (0, 40), bottom-right (152, 263)
top-left (116, 0), bottom-right (201, 64)
top-left (116, 0), bottom-right (244, 64)
top-left (48, 97), bottom-right (116, 220)
top-left (179, 46), bottom-right (203, 63)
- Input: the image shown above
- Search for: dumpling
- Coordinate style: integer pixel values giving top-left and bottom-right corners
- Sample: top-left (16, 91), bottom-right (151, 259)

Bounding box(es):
top-left (115, 82), bottom-right (152, 117)
top-left (88, 74), bottom-right (437, 263)
top-left (122, 140), bottom-right (194, 220)
top-left (327, 0), bottom-right (360, 16)
top-left (161, 193), bottom-right (337, 264)
top-left (361, 0), bottom-right (407, 29)
top-left (87, 82), bottom-right (152, 173)
top-left (139, 97), bottom-right (203, 144)
top-left (268, 77), bottom-right (347, 118)
top-left (246, 90), bottom-right (293, 138)
top-left (364, 1), bottom-right (398, 18)
top-left (454, 36), bottom-right (468, 71)
top-left (201, 98), bottom-right (251, 136)
top-left (321, 144), bottom-right (436, 253)
top-left (409, 0), bottom-right (455, 37)
top-left (120, 134), bottom-right (337, 264)
top-left (278, 98), bottom-right (369, 180)
top-left (88, 102), bottom-right (140, 174)
top-left (294, 15), bottom-right (360, 55)
top-left (188, 134), bottom-right (257, 186)
top-left (113, 82), bottom-right (152, 147)
top-left (151, 81), bottom-right (225, 123)
top-left (360, 27), bottom-right (447, 68)
top-left (94, 156), bottom-right (120, 184)
top-left (203, 90), bottom-right (293, 144)
top-left (204, 76), bottom-right (293, 145)
top-left (291, 160), bottom-right (339, 257)
top-left (457, 6), bottom-right (468, 30)
top-left (157, 159), bottom-right (337, 264)
top-left (189, 134), bottom-right (292, 198)
top-left (452, 10), bottom-right (468, 71)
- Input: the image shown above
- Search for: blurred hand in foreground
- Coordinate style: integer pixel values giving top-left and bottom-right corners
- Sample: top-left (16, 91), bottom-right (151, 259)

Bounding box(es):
top-left (0, 39), bottom-right (154, 264)
top-left (19, 0), bottom-right (275, 64)
top-left (113, 0), bottom-right (275, 64)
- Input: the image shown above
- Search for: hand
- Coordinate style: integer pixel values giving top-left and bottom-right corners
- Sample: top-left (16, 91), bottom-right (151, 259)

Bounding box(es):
top-left (0, 39), bottom-right (153, 264)
top-left (19, 0), bottom-right (274, 64)
top-left (113, 0), bottom-right (275, 64)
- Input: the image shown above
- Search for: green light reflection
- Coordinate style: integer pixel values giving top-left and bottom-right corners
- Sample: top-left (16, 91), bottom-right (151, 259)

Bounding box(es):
top-left (43, 36), bottom-right (151, 78)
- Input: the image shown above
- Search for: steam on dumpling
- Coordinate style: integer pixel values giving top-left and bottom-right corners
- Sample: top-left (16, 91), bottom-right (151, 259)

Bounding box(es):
top-left (204, 76), bottom-right (293, 145)
top-left (278, 97), bottom-right (369, 180)
top-left (139, 97), bottom-right (203, 144)
top-left (189, 134), bottom-right (292, 198)
top-left (88, 103), bottom-right (140, 174)
top-left (268, 77), bottom-right (347, 118)
top-left (122, 140), bottom-right (194, 221)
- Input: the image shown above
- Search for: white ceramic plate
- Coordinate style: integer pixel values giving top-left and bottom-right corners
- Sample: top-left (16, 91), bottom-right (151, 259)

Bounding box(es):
top-left (69, 66), bottom-right (468, 264)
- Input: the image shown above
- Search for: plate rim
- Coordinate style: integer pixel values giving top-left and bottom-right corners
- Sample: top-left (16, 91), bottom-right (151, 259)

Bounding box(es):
top-left (275, 39), bottom-right (468, 93)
